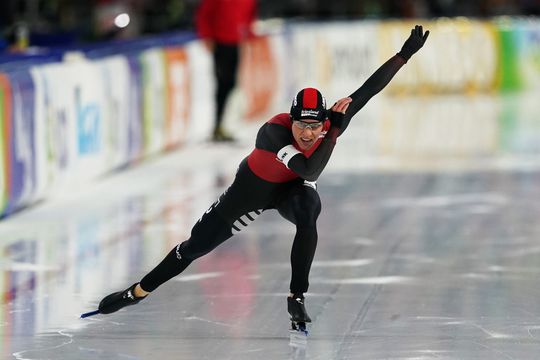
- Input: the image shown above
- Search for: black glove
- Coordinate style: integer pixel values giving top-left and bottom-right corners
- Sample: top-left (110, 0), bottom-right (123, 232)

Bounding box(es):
top-left (397, 25), bottom-right (430, 62)
top-left (328, 109), bottom-right (345, 129)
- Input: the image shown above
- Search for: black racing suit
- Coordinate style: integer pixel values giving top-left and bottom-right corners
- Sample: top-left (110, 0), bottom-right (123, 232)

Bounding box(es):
top-left (139, 54), bottom-right (407, 294)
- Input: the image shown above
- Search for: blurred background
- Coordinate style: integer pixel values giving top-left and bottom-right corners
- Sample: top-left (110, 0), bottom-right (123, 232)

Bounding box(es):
top-left (1, 0), bottom-right (540, 49)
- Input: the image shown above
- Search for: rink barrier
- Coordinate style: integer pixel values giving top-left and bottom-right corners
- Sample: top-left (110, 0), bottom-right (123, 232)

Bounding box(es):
top-left (1, 18), bottom-right (540, 218)
top-left (0, 34), bottom-right (203, 218)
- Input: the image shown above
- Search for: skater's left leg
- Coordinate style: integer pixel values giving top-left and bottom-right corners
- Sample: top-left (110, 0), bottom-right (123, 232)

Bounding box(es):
top-left (276, 182), bottom-right (321, 298)
top-left (276, 182), bottom-right (320, 330)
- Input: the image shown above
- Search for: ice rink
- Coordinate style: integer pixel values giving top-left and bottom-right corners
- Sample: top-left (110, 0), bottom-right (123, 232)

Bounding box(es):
top-left (3, 93), bottom-right (540, 359)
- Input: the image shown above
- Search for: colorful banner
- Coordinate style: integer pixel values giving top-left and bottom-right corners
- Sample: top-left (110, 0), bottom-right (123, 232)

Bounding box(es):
top-left (0, 74), bottom-right (11, 216)
top-left (164, 47), bottom-right (190, 148)
top-left (28, 67), bottom-right (48, 203)
top-left (184, 41), bottom-right (214, 142)
top-left (513, 19), bottom-right (540, 90)
top-left (68, 60), bottom-right (107, 183)
top-left (496, 19), bottom-right (522, 91)
top-left (239, 35), bottom-right (279, 120)
top-left (141, 48), bottom-right (167, 155)
top-left (97, 55), bottom-right (132, 169)
top-left (379, 19), bottom-right (499, 94)
top-left (5, 70), bottom-right (37, 215)
top-left (126, 55), bottom-right (144, 163)
top-left (32, 63), bottom-right (74, 193)
top-left (324, 22), bottom-right (380, 98)
top-left (286, 24), bottom-right (328, 92)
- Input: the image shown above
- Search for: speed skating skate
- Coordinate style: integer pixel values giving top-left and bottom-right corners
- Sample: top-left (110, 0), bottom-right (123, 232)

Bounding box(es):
top-left (287, 295), bottom-right (311, 336)
top-left (80, 283), bottom-right (146, 318)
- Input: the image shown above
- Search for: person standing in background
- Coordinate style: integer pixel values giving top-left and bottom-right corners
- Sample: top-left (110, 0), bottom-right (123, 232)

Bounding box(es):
top-left (195, 0), bottom-right (257, 142)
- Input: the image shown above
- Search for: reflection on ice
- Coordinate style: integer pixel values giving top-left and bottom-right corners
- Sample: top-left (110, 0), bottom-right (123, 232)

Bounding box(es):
top-left (311, 276), bottom-right (415, 285)
top-left (173, 272), bottom-right (224, 282)
top-left (0, 149), bottom-right (237, 358)
top-left (289, 331), bottom-right (307, 360)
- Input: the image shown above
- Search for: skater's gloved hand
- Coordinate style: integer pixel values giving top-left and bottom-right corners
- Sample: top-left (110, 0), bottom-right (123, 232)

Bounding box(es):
top-left (328, 97), bottom-right (352, 129)
top-left (398, 25), bottom-right (430, 62)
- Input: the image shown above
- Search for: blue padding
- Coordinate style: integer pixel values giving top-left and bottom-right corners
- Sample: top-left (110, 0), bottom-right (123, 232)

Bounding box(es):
top-left (0, 51), bottom-right (64, 71)
top-left (0, 31), bottom-right (197, 71)
top-left (81, 31), bottom-right (197, 59)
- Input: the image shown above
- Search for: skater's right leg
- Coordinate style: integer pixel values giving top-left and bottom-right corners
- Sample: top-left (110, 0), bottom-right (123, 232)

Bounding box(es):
top-left (98, 209), bottom-right (234, 315)
top-left (139, 209), bottom-right (233, 292)
top-left (96, 170), bottom-right (268, 315)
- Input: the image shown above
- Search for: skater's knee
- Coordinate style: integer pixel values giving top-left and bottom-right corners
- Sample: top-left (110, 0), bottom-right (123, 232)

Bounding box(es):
top-left (176, 240), bottom-right (209, 261)
top-left (290, 195), bottom-right (321, 226)
top-left (179, 211), bottom-right (234, 260)
top-left (295, 224), bottom-right (317, 239)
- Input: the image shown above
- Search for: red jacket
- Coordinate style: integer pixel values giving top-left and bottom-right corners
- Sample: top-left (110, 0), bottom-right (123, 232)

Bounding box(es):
top-left (195, 0), bottom-right (256, 44)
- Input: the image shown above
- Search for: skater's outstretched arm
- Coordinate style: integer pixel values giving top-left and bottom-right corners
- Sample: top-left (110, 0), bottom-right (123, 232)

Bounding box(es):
top-left (337, 25), bottom-right (430, 135)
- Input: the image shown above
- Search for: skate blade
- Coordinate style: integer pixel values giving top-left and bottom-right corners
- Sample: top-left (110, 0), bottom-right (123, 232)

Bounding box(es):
top-left (80, 310), bottom-right (100, 318)
top-left (290, 321), bottom-right (308, 335)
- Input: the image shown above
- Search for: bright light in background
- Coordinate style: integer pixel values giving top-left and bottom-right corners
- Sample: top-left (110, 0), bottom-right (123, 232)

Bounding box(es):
top-left (114, 13), bottom-right (130, 28)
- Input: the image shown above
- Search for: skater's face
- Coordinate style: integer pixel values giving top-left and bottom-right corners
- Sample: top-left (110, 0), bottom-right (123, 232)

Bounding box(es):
top-left (292, 120), bottom-right (324, 150)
